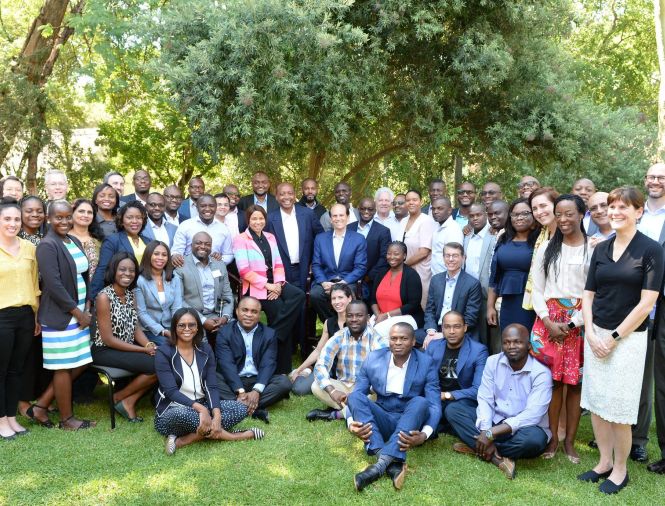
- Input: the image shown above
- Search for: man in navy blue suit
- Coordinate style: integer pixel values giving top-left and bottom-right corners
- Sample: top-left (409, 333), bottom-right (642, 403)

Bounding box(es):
top-left (348, 322), bottom-right (441, 491)
top-left (347, 197), bottom-right (391, 288)
top-left (177, 176), bottom-right (205, 222)
top-left (215, 296), bottom-right (291, 422)
top-left (143, 192), bottom-right (177, 247)
top-left (425, 311), bottom-right (488, 434)
top-left (120, 169), bottom-right (151, 206)
top-left (311, 203), bottom-right (367, 321)
top-left (420, 242), bottom-right (482, 346)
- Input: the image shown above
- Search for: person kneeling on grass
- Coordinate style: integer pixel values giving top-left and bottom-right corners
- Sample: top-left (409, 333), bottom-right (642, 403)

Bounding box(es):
top-left (348, 323), bottom-right (440, 491)
top-left (446, 323), bottom-right (552, 479)
top-left (155, 308), bottom-right (263, 455)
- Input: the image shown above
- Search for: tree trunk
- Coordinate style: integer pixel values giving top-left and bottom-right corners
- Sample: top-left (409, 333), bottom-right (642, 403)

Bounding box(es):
top-left (655, 0), bottom-right (665, 158)
top-left (307, 148), bottom-right (326, 180)
top-left (339, 143), bottom-right (408, 183)
top-left (453, 153), bottom-right (463, 190)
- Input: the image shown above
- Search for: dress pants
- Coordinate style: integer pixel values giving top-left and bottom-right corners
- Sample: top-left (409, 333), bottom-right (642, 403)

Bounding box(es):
top-left (216, 373), bottom-right (291, 409)
top-left (260, 283), bottom-right (306, 374)
top-left (283, 262), bottom-right (307, 360)
top-left (446, 398), bottom-right (548, 459)
top-left (632, 320), bottom-right (654, 447)
top-left (654, 312), bottom-right (665, 459)
top-left (310, 283), bottom-right (335, 322)
top-left (438, 399), bottom-right (479, 434)
top-left (348, 391), bottom-right (430, 461)
top-left (0, 306), bottom-right (35, 417)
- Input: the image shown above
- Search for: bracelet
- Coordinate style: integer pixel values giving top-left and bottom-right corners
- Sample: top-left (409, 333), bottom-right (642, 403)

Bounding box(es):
top-left (145, 342), bottom-right (156, 349)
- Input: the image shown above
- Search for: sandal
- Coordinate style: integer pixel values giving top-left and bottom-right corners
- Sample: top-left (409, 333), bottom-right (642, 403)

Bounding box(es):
top-left (114, 401), bottom-right (143, 423)
top-left (58, 416), bottom-right (95, 431)
top-left (25, 404), bottom-right (55, 429)
top-left (166, 435), bottom-right (177, 455)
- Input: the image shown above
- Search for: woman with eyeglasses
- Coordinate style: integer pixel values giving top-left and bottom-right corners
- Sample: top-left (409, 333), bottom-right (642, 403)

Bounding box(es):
top-left (155, 308), bottom-right (263, 455)
top-left (487, 198), bottom-right (539, 332)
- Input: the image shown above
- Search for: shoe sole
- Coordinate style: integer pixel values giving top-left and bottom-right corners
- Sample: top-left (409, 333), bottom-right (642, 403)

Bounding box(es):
top-left (392, 464), bottom-right (407, 490)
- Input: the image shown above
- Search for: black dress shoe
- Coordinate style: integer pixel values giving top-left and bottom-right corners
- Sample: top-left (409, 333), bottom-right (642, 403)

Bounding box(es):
top-left (599, 474), bottom-right (629, 494)
top-left (354, 463), bottom-right (384, 492)
top-left (577, 468), bottom-right (612, 483)
top-left (386, 461), bottom-right (407, 490)
top-left (588, 439), bottom-right (598, 449)
top-left (251, 409), bottom-right (270, 424)
top-left (647, 458), bottom-right (665, 474)
top-left (306, 408), bottom-right (335, 422)
top-left (630, 444), bottom-right (648, 462)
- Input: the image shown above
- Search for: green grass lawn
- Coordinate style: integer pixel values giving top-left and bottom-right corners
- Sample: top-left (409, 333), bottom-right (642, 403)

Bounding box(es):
top-left (1, 389), bottom-right (663, 505)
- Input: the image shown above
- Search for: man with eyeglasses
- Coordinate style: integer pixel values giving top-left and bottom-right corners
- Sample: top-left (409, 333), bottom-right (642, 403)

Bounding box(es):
top-left (163, 185), bottom-right (184, 225)
top-left (120, 169), bottom-right (151, 206)
top-left (178, 176), bottom-right (206, 222)
top-left (480, 182), bottom-right (503, 208)
top-left (393, 194), bottom-right (408, 221)
top-left (452, 182), bottom-right (476, 228)
top-left (517, 176), bottom-right (540, 199)
top-left (425, 311), bottom-right (488, 435)
top-left (587, 192), bottom-right (613, 247)
top-left (347, 197), bottom-right (391, 288)
top-left (44, 170), bottom-right (69, 202)
top-left (142, 192), bottom-right (177, 247)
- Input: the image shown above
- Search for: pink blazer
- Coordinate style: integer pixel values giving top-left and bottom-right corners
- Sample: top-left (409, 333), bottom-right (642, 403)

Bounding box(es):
top-left (233, 229), bottom-right (286, 299)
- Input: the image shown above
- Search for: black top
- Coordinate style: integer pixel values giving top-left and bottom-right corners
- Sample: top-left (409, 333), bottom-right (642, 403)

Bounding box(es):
top-left (325, 317), bottom-right (344, 337)
top-left (369, 264), bottom-right (424, 328)
top-left (438, 345), bottom-right (461, 392)
top-left (297, 196), bottom-right (327, 219)
top-left (250, 229), bottom-right (273, 283)
top-left (585, 231), bottom-right (664, 331)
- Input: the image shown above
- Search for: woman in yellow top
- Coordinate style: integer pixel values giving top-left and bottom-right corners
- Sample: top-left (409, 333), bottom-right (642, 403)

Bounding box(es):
top-left (0, 199), bottom-right (40, 440)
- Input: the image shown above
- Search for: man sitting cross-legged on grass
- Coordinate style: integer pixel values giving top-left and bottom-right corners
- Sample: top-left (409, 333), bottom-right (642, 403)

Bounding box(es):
top-left (307, 301), bottom-right (386, 422)
top-left (347, 322), bottom-right (441, 491)
top-left (424, 311), bottom-right (488, 434)
top-left (215, 296), bottom-right (291, 424)
top-left (446, 323), bottom-right (552, 479)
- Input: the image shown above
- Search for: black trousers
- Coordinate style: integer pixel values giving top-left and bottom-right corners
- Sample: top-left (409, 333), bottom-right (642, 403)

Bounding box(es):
top-left (0, 306), bottom-right (35, 417)
top-left (91, 346), bottom-right (155, 374)
top-left (632, 320), bottom-right (655, 446)
top-left (216, 373), bottom-right (291, 409)
top-left (654, 313), bottom-right (665, 458)
top-left (259, 283), bottom-right (305, 374)
top-left (19, 332), bottom-right (52, 402)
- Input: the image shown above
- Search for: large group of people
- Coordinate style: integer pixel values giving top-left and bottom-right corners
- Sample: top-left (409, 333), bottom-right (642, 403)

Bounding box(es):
top-left (2, 165), bottom-right (665, 495)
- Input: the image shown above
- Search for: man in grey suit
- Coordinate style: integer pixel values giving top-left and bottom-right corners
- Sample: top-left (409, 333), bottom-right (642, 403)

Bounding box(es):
top-left (174, 231), bottom-right (234, 344)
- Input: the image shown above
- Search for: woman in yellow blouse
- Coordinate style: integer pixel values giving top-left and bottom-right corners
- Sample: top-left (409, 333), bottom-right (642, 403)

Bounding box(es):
top-left (0, 199), bottom-right (40, 440)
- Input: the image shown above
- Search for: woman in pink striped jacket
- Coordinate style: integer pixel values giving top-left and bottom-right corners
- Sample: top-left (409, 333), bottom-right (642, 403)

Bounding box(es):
top-left (233, 205), bottom-right (305, 374)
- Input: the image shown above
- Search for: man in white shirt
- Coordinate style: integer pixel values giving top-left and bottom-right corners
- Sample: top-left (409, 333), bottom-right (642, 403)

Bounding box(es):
top-left (464, 203), bottom-right (490, 280)
top-left (163, 185), bottom-right (184, 226)
top-left (347, 322), bottom-right (441, 491)
top-left (222, 184), bottom-right (244, 234)
top-left (430, 197), bottom-right (464, 275)
top-left (144, 192), bottom-right (177, 247)
top-left (374, 187), bottom-right (401, 240)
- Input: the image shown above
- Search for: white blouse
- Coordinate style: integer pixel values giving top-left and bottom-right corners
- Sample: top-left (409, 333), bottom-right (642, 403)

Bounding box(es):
top-left (179, 354), bottom-right (204, 400)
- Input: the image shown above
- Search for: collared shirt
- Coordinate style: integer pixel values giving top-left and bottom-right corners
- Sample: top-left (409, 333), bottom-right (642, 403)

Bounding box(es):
top-left (347, 205), bottom-right (358, 225)
top-left (0, 239), bottom-right (40, 312)
top-left (386, 353), bottom-right (410, 395)
top-left (374, 212), bottom-right (401, 241)
top-left (280, 208), bottom-right (300, 264)
top-left (332, 231), bottom-right (345, 267)
top-left (188, 199), bottom-right (199, 219)
top-left (164, 212), bottom-right (180, 227)
top-left (583, 211), bottom-right (591, 233)
top-left (591, 229), bottom-right (615, 241)
top-left (313, 326), bottom-right (387, 389)
top-left (465, 223), bottom-right (489, 279)
top-left (148, 218), bottom-right (170, 245)
top-left (438, 271), bottom-right (460, 325)
top-left (133, 193), bottom-right (147, 207)
top-left (454, 210), bottom-right (469, 228)
top-left (220, 208), bottom-right (240, 238)
top-left (172, 216), bottom-right (234, 264)
top-left (356, 219), bottom-right (373, 239)
top-left (250, 229), bottom-right (274, 283)
top-left (476, 353), bottom-right (553, 440)
top-left (195, 259), bottom-right (216, 315)
top-left (638, 200), bottom-right (665, 241)
top-left (431, 215), bottom-right (465, 275)
top-left (237, 323), bottom-right (265, 392)
top-left (253, 194), bottom-right (268, 210)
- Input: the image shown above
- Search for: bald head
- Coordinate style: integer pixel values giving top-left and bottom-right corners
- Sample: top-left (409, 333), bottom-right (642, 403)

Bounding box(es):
top-left (502, 323), bottom-right (530, 366)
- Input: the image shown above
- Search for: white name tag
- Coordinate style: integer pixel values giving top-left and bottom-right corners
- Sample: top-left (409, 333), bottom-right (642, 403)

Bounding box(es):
top-left (212, 270), bottom-right (222, 278)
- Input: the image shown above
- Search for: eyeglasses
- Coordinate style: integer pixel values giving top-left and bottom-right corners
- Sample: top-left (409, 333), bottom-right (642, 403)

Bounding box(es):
top-left (358, 207), bottom-right (375, 212)
top-left (225, 191), bottom-right (239, 197)
top-left (510, 211), bottom-right (533, 219)
top-left (645, 175), bottom-right (665, 183)
top-left (588, 202), bottom-right (608, 213)
top-left (393, 201), bottom-right (405, 206)
top-left (517, 181), bottom-right (538, 189)
top-left (164, 194), bottom-right (183, 200)
top-left (480, 190), bottom-right (498, 196)
top-left (456, 190), bottom-right (475, 195)
top-left (444, 253), bottom-right (462, 259)
top-left (176, 323), bottom-right (197, 330)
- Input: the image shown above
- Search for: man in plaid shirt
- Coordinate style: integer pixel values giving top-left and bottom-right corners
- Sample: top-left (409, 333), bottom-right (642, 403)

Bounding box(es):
top-left (307, 301), bottom-right (387, 421)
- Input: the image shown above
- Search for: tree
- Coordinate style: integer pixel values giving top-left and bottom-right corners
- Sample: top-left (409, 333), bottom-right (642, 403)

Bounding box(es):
top-left (655, 0), bottom-right (665, 157)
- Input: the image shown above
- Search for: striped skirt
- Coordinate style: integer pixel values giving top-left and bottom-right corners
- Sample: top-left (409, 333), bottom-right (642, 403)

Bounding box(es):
top-left (42, 318), bottom-right (93, 370)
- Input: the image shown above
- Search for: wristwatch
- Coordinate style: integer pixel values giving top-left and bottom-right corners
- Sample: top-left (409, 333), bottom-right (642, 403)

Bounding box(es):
top-left (484, 429), bottom-right (494, 441)
top-left (236, 388), bottom-right (246, 395)
top-left (567, 321), bottom-right (576, 330)
top-left (443, 392), bottom-right (453, 401)
top-left (611, 330), bottom-right (621, 341)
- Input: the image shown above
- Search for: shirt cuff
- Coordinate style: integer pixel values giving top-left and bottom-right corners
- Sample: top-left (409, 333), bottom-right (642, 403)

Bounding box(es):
top-left (253, 383), bottom-right (265, 394)
top-left (422, 425), bottom-right (433, 439)
top-left (476, 418), bottom-right (491, 432)
top-left (346, 415), bottom-right (354, 428)
top-left (502, 417), bottom-right (518, 434)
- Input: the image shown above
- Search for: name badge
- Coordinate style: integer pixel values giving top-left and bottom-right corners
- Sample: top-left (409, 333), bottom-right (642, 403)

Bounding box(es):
top-left (212, 270), bottom-right (222, 278)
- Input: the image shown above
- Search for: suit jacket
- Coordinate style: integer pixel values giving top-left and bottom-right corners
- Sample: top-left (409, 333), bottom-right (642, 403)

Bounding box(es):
top-left (215, 322), bottom-right (278, 391)
top-left (36, 231), bottom-right (88, 330)
top-left (423, 270), bottom-right (482, 339)
top-left (266, 205), bottom-right (324, 288)
top-left (90, 231), bottom-right (149, 300)
top-left (296, 196), bottom-right (327, 219)
top-left (141, 220), bottom-right (178, 247)
top-left (134, 273), bottom-right (183, 336)
top-left (175, 255), bottom-right (234, 320)
top-left (120, 193), bottom-right (146, 205)
top-left (237, 193), bottom-right (279, 213)
top-left (347, 221), bottom-right (391, 282)
top-left (464, 230), bottom-right (498, 296)
top-left (177, 198), bottom-right (195, 222)
top-left (426, 337), bottom-right (488, 401)
top-left (312, 230), bottom-right (367, 285)
top-left (232, 229), bottom-right (285, 299)
top-left (369, 264), bottom-right (424, 328)
top-left (353, 347), bottom-right (441, 431)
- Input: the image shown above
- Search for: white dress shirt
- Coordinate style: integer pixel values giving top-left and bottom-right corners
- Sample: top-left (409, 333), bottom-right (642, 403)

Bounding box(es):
top-left (438, 271), bottom-right (460, 325)
top-left (281, 208), bottom-right (300, 264)
top-left (221, 208), bottom-right (240, 237)
top-left (465, 223), bottom-right (489, 280)
top-left (386, 354), bottom-right (410, 395)
top-left (333, 231), bottom-right (345, 267)
top-left (237, 323), bottom-right (265, 393)
top-left (356, 219), bottom-right (373, 239)
top-left (431, 216), bottom-right (465, 275)
top-left (172, 217), bottom-right (234, 264)
top-left (375, 212), bottom-right (401, 241)
top-left (164, 212), bottom-right (180, 227)
top-left (148, 218), bottom-right (171, 245)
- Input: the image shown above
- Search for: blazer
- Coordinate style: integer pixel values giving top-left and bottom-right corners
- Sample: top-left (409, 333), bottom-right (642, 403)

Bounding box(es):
top-left (175, 255), bottom-right (234, 320)
top-left (312, 230), bottom-right (367, 285)
top-left (426, 337), bottom-right (488, 401)
top-left (369, 264), bottom-right (424, 328)
top-left (265, 205), bottom-right (324, 288)
top-left (353, 347), bottom-right (441, 431)
top-left (90, 231), bottom-right (149, 300)
top-left (237, 193), bottom-right (279, 213)
top-left (36, 231), bottom-right (88, 330)
top-left (215, 321), bottom-right (278, 392)
top-left (177, 198), bottom-right (196, 222)
top-left (141, 220), bottom-right (178, 247)
top-left (464, 231), bottom-right (498, 296)
top-left (154, 342), bottom-right (221, 416)
top-left (120, 193), bottom-right (146, 205)
top-left (347, 221), bottom-right (391, 282)
top-left (233, 229), bottom-right (286, 299)
top-left (135, 273), bottom-right (184, 336)
top-left (423, 270), bottom-right (482, 339)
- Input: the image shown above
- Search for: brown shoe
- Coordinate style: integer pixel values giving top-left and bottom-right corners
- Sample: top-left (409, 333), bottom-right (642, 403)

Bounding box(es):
top-left (452, 442), bottom-right (475, 455)
top-left (491, 455), bottom-right (516, 479)
top-left (386, 462), bottom-right (407, 490)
